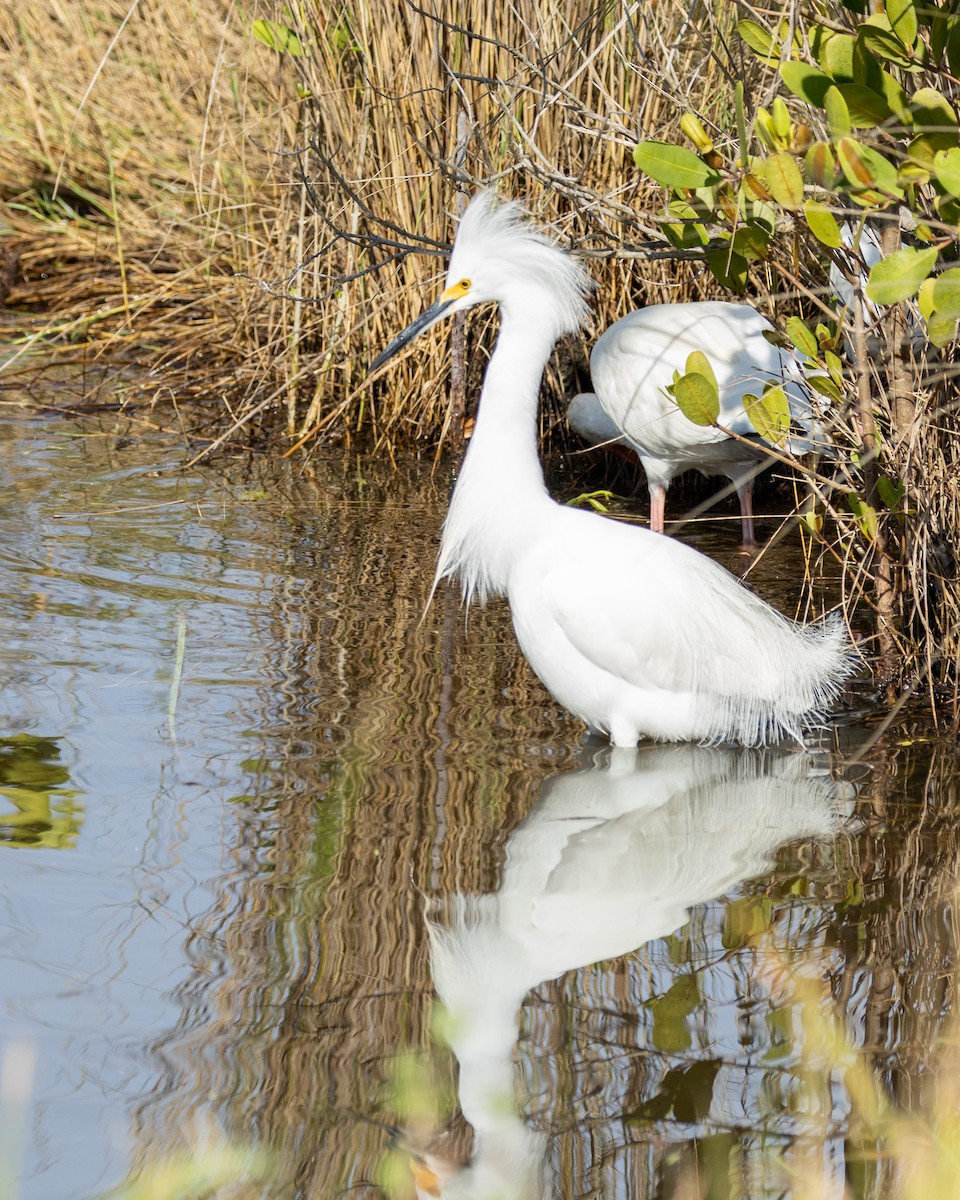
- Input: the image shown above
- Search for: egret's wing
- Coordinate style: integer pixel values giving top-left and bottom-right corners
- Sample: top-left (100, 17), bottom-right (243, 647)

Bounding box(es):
top-left (532, 519), bottom-right (807, 703)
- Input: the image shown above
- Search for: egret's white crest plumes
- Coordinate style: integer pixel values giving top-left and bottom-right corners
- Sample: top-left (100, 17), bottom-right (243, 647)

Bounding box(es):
top-left (569, 302), bottom-right (827, 545)
top-left (370, 191), bottom-right (855, 747)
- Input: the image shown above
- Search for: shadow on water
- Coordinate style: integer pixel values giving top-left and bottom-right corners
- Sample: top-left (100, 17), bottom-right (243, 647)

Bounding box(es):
top-left (0, 414), bottom-right (959, 1200)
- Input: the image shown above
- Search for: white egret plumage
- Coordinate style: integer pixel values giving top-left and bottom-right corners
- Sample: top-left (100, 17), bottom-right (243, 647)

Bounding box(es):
top-left (568, 302), bottom-right (824, 545)
top-left (370, 192), bottom-right (854, 746)
top-left (418, 744), bottom-right (853, 1199)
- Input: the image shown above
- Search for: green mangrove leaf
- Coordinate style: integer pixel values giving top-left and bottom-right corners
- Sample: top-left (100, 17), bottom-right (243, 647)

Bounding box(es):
top-left (744, 385), bottom-right (791, 444)
top-left (804, 141), bottom-right (837, 187)
top-left (934, 147), bottom-right (960, 196)
top-left (837, 137), bottom-right (902, 200)
top-left (858, 23), bottom-right (920, 69)
top-left (781, 61), bottom-right (832, 107)
top-left (632, 141), bottom-right (721, 189)
top-left (886, 0), bottom-right (918, 48)
top-left (760, 151), bottom-right (805, 209)
top-left (910, 87), bottom-right (958, 133)
top-left (825, 86), bottom-right (852, 138)
top-left (785, 316), bottom-right (819, 358)
top-left (737, 18), bottom-right (783, 64)
top-left (807, 374), bottom-right (844, 402)
top-left (803, 199), bottom-right (843, 247)
top-left (731, 223), bottom-right (773, 260)
top-left (835, 83), bottom-right (894, 127)
top-left (865, 245), bottom-right (938, 304)
top-left (251, 18), bottom-right (304, 55)
top-left (877, 474), bottom-right (904, 508)
top-left (672, 364), bottom-right (715, 427)
top-left (705, 247), bottom-right (749, 291)
top-left (931, 266), bottom-right (960, 318)
top-left (848, 494), bottom-right (879, 542)
top-left (823, 32), bottom-right (856, 80)
top-left (685, 350), bottom-right (718, 390)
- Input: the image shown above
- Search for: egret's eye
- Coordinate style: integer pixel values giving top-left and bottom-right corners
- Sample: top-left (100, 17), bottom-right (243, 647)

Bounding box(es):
top-left (458, 278), bottom-right (471, 290)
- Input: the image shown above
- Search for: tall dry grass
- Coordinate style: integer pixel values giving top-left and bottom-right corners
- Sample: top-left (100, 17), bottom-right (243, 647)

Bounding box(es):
top-left (1, 1), bottom-right (958, 710)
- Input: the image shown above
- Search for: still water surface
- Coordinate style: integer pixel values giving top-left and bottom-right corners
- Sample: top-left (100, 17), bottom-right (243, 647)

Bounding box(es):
top-left (0, 416), bottom-right (958, 1200)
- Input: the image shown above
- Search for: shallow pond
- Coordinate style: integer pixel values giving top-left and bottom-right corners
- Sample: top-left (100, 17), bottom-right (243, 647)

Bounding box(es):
top-left (1, 414), bottom-right (958, 1200)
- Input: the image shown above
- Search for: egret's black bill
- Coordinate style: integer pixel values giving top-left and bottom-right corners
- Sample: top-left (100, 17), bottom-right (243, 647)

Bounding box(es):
top-left (367, 294), bottom-right (456, 376)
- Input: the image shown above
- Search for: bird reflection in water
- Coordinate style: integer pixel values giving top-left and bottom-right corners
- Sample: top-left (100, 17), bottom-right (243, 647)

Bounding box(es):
top-left (410, 742), bottom-right (853, 1200)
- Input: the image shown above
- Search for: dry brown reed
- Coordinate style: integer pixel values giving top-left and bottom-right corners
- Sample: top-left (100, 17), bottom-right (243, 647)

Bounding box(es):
top-left (2, 1), bottom-right (958, 710)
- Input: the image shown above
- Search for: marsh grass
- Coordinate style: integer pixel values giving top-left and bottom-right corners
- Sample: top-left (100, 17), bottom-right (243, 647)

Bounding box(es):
top-left (2, 2), bottom-right (958, 708)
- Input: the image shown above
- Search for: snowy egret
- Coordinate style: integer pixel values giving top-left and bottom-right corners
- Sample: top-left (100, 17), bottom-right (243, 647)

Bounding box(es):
top-left (418, 744), bottom-right (851, 1198)
top-left (569, 302), bottom-right (824, 545)
top-left (370, 192), bottom-right (854, 746)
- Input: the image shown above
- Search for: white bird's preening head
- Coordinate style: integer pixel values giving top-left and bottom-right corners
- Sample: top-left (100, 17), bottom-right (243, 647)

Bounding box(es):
top-left (368, 190), bottom-right (593, 374)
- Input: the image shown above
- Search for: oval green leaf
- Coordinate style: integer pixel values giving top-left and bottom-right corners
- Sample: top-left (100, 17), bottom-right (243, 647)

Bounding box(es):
top-left (761, 151), bottom-right (805, 209)
top-left (804, 141), bottom-right (837, 187)
top-left (910, 87), bottom-right (958, 133)
top-left (785, 316), bottom-right (819, 359)
top-left (824, 86), bottom-right (852, 138)
top-left (837, 137), bottom-right (903, 199)
top-left (848, 494), bottom-right (879, 542)
top-left (737, 18), bottom-right (782, 64)
top-left (886, 0), bottom-right (918, 50)
top-left (685, 350), bottom-right (718, 391)
top-left (931, 267), bottom-right (960, 318)
top-left (934, 147), bottom-right (960, 196)
top-left (632, 141), bottom-right (722, 189)
top-left (705, 247), bottom-right (749, 291)
top-left (673, 370), bottom-right (720, 426)
top-left (858, 24), bottom-right (920, 70)
top-left (823, 33), bottom-right (856, 81)
top-left (865, 245), bottom-right (939, 305)
top-left (835, 83), bottom-right (894, 127)
top-left (780, 61), bottom-right (832, 107)
top-left (803, 199), bottom-right (843, 247)
top-left (744, 386), bottom-right (791, 445)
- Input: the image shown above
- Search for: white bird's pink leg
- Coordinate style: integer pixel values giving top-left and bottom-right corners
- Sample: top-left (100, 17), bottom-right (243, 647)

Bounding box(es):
top-left (648, 483), bottom-right (666, 534)
top-left (736, 480), bottom-right (756, 547)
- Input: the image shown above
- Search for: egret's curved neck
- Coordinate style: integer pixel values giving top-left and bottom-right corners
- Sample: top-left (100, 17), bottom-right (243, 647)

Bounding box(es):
top-left (437, 305), bottom-right (559, 602)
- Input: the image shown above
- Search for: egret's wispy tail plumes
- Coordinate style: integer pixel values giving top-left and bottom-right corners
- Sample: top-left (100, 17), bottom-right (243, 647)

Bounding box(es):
top-left (372, 191), bottom-right (856, 746)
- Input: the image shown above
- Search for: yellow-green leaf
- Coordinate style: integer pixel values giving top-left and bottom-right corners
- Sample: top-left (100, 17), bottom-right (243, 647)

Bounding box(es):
top-left (837, 137), bottom-right (903, 199)
top-left (785, 316), bottom-right (819, 358)
top-left (803, 199), bottom-right (843, 248)
top-left (910, 87), bottom-right (958, 133)
top-left (925, 310), bottom-right (958, 347)
top-left (780, 62), bottom-right (832, 107)
top-left (877, 474), bottom-right (904, 508)
top-left (673, 370), bottom-right (720, 426)
top-left (737, 19), bottom-right (782, 64)
top-left (633, 141), bottom-right (722, 189)
top-left (252, 18), bottom-right (304, 55)
top-left (865, 245), bottom-right (939, 305)
top-left (886, 0), bottom-right (918, 49)
top-left (825, 86), bottom-right (851, 138)
top-left (744, 386), bottom-right (791, 445)
top-left (848, 494), bottom-right (879, 542)
top-left (823, 33), bottom-right (856, 81)
top-left (931, 267), bottom-right (960, 318)
top-left (804, 141), bottom-right (837, 187)
top-left (858, 24), bottom-right (920, 71)
top-left (760, 151), bottom-right (805, 209)
top-left (685, 350), bottom-right (718, 391)
top-left (934, 147), bottom-right (960, 196)
top-left (835, 83), bottom-right (894, 127)
top-left (808, 374), bottom-right (844, 402)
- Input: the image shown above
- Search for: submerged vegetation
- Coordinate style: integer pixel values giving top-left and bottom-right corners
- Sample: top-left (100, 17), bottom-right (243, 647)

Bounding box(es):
top-left (1, 3), bottom-right (958, 706)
